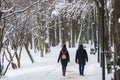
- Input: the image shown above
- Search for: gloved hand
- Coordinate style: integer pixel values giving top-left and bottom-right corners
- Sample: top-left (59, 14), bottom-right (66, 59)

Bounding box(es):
top-left (86, 59), bottom-right (88, 62)
top-left (75, 60), bottom-right (77, 64)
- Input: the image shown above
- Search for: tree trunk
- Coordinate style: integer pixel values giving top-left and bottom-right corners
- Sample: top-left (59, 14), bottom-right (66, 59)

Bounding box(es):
top-left (113, 0), bottom-right (120, 79)
top-left (0, 11), bottom-right (3, 76)
top-left (24, 43), bottom-right (34, 63)
top-left (72, 19), bottom-right (76, 47)
top-left (68, 16), bottom-right (72, 48)
top-left (6, 47), bottom-right (17, 69)
top-left (15, 45), bottom-right (23, 68)
top-left (61, 15), bottom-right (66, 45)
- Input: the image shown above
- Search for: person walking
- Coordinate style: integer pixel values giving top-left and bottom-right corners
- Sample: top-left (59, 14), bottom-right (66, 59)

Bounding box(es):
top-left (75, 44), bottom-right (88, 76)
top-left (57, 44), bottom-right (70, 76)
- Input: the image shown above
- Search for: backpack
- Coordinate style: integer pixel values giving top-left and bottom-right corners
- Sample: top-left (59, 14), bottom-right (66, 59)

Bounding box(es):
top-left (61, 53), bottom-right (67, 59)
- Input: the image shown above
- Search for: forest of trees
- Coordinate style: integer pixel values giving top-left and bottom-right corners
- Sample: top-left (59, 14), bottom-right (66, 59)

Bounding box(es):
top-left (0, 0), bottom-right (120, 80)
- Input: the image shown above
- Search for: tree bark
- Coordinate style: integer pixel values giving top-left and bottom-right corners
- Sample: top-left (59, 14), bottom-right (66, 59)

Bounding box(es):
top-left (113, 0), bottom-right (120, 79)
top-left (24, 43), bottom-right (34, 63)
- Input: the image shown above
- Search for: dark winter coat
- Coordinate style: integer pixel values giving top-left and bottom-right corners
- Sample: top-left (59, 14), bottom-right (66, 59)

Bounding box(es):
top-left (57, 50), bottom-right (70, 67)
top-left (75, 45), bottom-right (88, 65)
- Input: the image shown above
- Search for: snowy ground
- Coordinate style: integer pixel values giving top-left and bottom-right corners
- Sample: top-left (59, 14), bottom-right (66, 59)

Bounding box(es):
top-left (1, 44), bottom-right (112, 80)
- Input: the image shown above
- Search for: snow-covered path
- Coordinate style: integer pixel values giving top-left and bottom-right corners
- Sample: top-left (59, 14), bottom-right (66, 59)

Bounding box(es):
top-left (59, 45), bottom-right (102, 80)
top-left (3, 44), bottom-right (111, 80)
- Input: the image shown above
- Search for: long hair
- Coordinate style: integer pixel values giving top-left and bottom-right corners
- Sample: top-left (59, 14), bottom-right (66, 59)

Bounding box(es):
top-left (62, 44), bottom-right (67, 51)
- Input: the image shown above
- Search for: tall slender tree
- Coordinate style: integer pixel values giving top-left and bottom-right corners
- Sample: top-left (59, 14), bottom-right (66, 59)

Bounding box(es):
top-left (113, 0), bottom-right (120, 79)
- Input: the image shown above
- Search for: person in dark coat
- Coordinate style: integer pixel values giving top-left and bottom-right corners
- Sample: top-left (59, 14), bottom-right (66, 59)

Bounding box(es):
top-left (75, 44), bottom-right (88, 76)
top-left (57, 44), bottom-right (70, 76)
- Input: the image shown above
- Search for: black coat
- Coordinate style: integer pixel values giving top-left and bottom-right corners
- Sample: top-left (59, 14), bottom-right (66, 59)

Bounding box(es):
top-left (75, 48), bottom-right (88, 65)
top-left (57, 50), bottom-right (70, 67)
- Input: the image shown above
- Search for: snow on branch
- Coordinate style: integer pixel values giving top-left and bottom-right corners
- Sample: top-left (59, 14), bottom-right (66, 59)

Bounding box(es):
top-left (1, 6), bottom-right (14, 13)
top-left (2, 0), bottom-right (41, 19)
top-left (94, 0), bottom-right (101, 8)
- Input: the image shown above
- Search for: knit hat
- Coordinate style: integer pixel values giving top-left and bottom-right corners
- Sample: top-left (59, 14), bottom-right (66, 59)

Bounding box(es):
top-left (79, 44), bottom-right (83, 49)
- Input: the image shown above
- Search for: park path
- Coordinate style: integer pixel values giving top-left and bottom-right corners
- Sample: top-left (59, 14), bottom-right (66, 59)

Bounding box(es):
top-left (4, 44), bottom-right (111, 80)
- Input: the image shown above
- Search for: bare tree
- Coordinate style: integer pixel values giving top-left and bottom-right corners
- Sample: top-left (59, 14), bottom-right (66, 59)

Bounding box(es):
top-left (113, 0), bottom-right (120, 79)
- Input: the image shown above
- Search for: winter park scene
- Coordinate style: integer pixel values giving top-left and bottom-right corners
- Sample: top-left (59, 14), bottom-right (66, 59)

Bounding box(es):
top-left (0, 0), bottom-right (120, 80)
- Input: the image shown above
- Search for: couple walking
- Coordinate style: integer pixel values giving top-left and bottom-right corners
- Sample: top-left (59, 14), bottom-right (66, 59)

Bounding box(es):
top-left (57, 44), bottom-right (88, 76)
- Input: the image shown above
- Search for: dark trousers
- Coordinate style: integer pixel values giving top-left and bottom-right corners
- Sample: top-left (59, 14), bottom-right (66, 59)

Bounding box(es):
top-left (62, 67), bottom-right (66, 76)
top-left (79, 64), bottom-right (85, 75)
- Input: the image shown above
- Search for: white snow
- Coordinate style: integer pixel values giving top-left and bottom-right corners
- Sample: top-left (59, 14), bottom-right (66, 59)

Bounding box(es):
top-left (1, 44), bottom-right (112, 80)
top-left (51, 10), bottom-right (60, 17)
top-left (119, 18), bottom-right (120, 23)
top-left (1, 6), bottom-right (14, 13)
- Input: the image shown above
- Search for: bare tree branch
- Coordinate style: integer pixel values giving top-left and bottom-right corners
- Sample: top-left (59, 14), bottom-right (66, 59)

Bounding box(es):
top-left (2, 0), bottom-right (40, 19)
